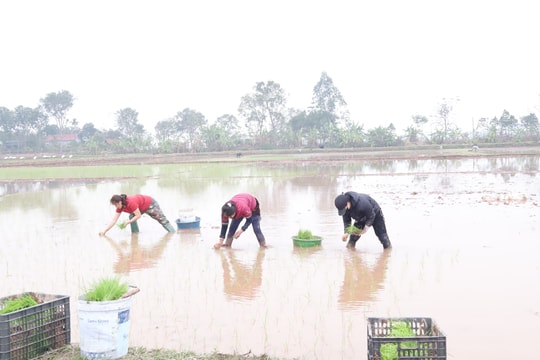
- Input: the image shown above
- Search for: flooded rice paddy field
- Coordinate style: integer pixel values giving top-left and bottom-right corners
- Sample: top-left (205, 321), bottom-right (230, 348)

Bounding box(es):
top-left (1, 155), bottom-right (539, 359)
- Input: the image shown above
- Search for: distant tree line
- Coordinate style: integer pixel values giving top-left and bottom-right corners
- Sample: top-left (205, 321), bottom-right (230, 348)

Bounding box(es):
top-left (1, 72), bottom-right (539, 154)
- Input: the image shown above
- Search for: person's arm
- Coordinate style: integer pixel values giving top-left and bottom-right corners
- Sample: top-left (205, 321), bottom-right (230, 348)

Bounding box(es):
top-left (215, 216), bottom-right (229, 249)
top-left (233, 216), bottom-right (253, 238)
top-left (127, 208), bottom-right (142, 224)
top-left (342, 213), bottom-right (352, 232)
top-left (341, 214), bottom-right (352, 241)
top-left (99, 212), bottom-right (122, 236)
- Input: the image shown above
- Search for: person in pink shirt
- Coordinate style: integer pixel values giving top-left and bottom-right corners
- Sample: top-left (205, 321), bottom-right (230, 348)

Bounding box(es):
top-left (99, 194), bottom-right (175, 235)
top-left (214, 193), bottom-right (267, 249)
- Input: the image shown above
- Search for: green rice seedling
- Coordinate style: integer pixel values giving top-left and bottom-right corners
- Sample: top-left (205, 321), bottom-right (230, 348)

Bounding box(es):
top-left (0, 294), bottom-right (38, 314)
top-left (296, 229), bottom-right (314, 239)
top-left (346, 224), bottom-right (362, 235)
top-left (84, 276), bottom-right (128, 301)
top-left (380, 321), bottom-right (417, 360)
top-left (117, 220), bottom-right (127, 230)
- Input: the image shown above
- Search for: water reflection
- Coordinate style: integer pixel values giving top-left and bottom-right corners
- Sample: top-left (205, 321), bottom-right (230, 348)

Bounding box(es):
top-left (2, 155), bottom-right (540, 360)
top-left (339, 250), bottom-right (391, 309)
top-left (292, 246), bottom-right (323, 258)
top-left (220, 249), bottom-right (264, 301)
top-left (0, 180), bottom-right (98, 196)
top-left (104, 232), bottom-right (174, 274)
top-left (2, 156), bottom-right (538, 197)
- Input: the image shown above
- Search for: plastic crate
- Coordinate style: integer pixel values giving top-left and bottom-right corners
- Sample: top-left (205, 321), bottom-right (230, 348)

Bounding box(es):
top-left (0, 293), bottom-right (70, 360)
top-left (367, 317), bottom-right (446, 360)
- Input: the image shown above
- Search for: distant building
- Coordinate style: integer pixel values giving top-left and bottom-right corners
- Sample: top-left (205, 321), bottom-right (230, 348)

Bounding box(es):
top-left (44, 134), bottom-right (79, 147)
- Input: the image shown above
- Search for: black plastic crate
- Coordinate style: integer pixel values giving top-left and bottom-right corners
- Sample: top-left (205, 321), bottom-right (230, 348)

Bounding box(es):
top-left (367, 317), bottom-right (446, 360)
top-left (0, 293), bottom-right (70, 360)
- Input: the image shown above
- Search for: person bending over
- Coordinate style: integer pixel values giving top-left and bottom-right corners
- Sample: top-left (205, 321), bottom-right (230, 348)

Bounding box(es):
top-left (99, 194), bottom-right (175, 235)
top-left (214, 193), bottom-right (267, 249)
top-left (334, 191), bottom-right (391, 250)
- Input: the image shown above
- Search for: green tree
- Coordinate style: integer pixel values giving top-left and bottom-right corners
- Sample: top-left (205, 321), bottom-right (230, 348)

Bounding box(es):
top-left (337, 121), bottom-right (365, 147)
top-left (215, 114), bottom-right (240, 134)
top-left (0, 107), bottom-right (15, 135)
top-left (311, 72), bottom-right (349, 126)
top-left (115, 108), bottom-right (145, 140)
top-left (0, 106), bottom-right (47, 151)
top-left (403, 126), bottom-right (420, 143)
top-left (498, 110), bottom-right (518, 139)
top-left (289, 110), bottom-right (335, 147)
top-left (155, 119), bottom-right (180, 143)
top-left (200, 114), bottom-right (243, 151)
top-left (79, 123), bottom-right (100, 142)
top-left (520, 113), bottom-right (539, 140)
top-left (436, 101), bottom-right (452, 144)
top-left (366, 124), bottom-right (397, 147)
top-left (13, 106), bottom-right (47, 134)
top-left (411, 114), bottom-right (429, 142)
top-left (43, 124), bottom-right (61, 136)
top-left (173, 108), bottom-right (207, 151)
top-left (238, 81), bottom-right (288, 145)
top-left (40, 90), bottom-right (75, 133)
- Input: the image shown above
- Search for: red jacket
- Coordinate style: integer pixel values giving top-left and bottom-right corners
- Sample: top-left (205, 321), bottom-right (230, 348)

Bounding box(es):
top-left (220, 193), bottom-right (258, 238)
top-left (221, 193), bottom-right (257, 222)
top-left (116, 195), bottom-right (152, 214)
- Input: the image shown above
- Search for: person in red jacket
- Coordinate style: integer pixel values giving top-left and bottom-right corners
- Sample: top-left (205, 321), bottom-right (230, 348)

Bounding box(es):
top-left (214, 193), bottom-right (267, 249)
top-left (99, 194), bottom-right (175, 235)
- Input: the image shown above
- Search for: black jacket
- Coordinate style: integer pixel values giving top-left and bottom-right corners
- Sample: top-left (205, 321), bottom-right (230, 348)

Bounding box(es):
top-left (341, 191), bottom-right (381, 231)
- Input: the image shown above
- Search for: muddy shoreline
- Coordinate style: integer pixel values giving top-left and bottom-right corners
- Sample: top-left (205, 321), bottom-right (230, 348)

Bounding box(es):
top-left (2, 145), bottom-right (540, 168)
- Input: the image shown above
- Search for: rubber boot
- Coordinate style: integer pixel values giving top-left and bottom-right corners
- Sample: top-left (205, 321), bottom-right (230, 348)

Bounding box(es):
top-left (163, 222), bottom-right (176, 233)
top-left (380, 234), bottom-right (392, 249)
top-left (129, 214), bottom-right (139, 233)
top-left (347, 235), bottom-right (360, 249)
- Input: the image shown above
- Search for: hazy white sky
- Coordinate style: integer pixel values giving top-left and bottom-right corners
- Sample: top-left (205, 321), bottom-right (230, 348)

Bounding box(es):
top-left (1, 0), bottom-right (539, 134)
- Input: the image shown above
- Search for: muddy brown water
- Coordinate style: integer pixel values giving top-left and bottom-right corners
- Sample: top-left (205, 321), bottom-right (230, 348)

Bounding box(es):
top-left (1, 156), bottom-right (539, 359)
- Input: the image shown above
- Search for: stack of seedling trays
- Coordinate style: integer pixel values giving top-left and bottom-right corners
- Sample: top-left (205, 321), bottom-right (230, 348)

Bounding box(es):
top-left (367, 317), bottom-right (446, 360)
top-left (0, 292), bottom-right (70, 360)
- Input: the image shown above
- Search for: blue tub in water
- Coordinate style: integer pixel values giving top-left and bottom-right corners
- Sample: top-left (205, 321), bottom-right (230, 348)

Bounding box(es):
top-left (176, 217), bottom-right (201, 230)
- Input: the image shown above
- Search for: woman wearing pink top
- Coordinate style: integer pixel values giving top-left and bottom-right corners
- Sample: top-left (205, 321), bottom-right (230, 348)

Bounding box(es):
top-left (99, 194), bottom-right (175, 235)
top-left (214, 193), bottom-right (267, 249)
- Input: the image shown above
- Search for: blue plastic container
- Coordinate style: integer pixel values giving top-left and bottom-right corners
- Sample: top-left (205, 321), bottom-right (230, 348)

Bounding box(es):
top-left (176, 217), bottom-right (201, 230)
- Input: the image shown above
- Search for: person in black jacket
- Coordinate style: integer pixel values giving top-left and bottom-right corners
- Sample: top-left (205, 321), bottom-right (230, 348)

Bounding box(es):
top-left (334, 191), bottom-right (392, 250)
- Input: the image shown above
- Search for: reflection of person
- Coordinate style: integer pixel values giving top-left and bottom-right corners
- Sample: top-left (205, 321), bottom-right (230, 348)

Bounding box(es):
top-left (220, 249), bottom-right (265, 300)
top-left (334, 191), bottom-right (391, 249)
top-left (214, 193), bottom-right (267, 249)
top-left (103, 232), bottom-right (173, 274)
top-left (99, 194), bottom-right (175, 236)
top-left (339, 250), bottom-right (391, 308)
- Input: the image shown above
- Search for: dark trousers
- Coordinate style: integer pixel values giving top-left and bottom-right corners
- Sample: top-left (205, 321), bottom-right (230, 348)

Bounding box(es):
top-left (347, 209), bottom-right (390, 248)
top-left (227, 215), bottom-right (266, 246)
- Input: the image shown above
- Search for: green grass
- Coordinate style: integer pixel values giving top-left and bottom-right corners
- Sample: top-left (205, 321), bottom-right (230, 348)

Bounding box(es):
top-left (37, 346), bottom-right (288, 359)
top-left (0, 165), bottom-right (156, 180)
top-left (83, 277), bottom-right (129, 301)
top-left (0, 294), bottom-right (38, 314)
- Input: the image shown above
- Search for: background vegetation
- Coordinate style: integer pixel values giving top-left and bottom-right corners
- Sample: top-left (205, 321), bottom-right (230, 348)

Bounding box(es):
top-left (2, 72), bottom-right (539, 156)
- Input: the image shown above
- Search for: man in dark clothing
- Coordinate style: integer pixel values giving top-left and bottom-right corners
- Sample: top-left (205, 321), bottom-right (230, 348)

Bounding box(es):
top-left (214, 193), bottom-right (267, 249)
top-left (334, 191), bottom-right (392, 250)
